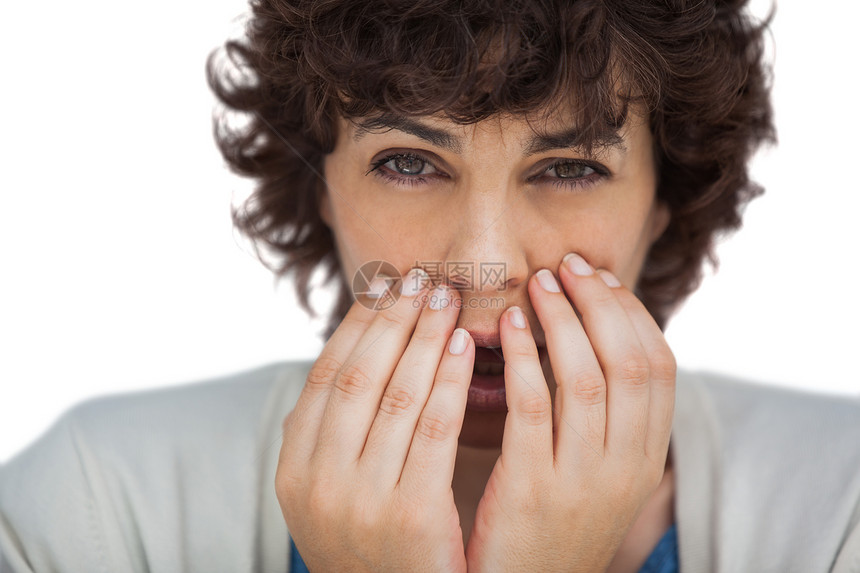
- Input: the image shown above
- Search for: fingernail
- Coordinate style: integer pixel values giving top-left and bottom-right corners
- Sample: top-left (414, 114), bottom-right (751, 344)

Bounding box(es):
top-left (563, 253), bottom-right (593, 276)
top-left (400, 268), bottom-right (429, 296)
top-left (509, 306), bottom-right (527, 329)
top-left (449, 328), bottom-right (468, 355)
top-left (428, 286), bottom-right (452, 310)
top-left (598, 269), bottom-right (621, 288)
top-left (536, 269), bottom-right (561, 293)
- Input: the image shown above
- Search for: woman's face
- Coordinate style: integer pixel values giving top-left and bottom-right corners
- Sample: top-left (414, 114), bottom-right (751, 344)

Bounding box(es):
top-left (319, 109), bottom-right (670, 448)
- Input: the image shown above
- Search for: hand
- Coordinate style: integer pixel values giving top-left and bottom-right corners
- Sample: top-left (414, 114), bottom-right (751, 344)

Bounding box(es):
top-left (465, 253), bottom-right (677, 572)
top-left (275, 269), bottom-right (474, 572)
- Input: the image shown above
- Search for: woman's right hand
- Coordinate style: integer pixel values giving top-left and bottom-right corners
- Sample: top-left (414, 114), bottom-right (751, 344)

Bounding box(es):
top-left (275, 268), bottom-right (474, 572)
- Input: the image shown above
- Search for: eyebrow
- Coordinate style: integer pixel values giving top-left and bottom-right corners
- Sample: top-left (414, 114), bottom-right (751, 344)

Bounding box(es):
top-left (354, 115), bottom-right (462, 153)
top-left (524, 126), bottom-right (626, 156)
top-left (352, 114), bottom-right (627, 156)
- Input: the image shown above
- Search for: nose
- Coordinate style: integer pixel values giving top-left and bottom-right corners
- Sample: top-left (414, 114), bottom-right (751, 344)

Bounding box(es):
top-left (440, 191), bottom-right (528, 297)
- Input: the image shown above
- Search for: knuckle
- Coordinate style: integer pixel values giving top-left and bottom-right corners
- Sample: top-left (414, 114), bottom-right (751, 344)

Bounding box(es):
top-left (306, 477), bottom-right (341, 520)
top-left (645, 463), bottom-right (666, 492)
top-left (505, 471), bottom-right (550, 515)
top-left (570, 374), bottom-right (607, 405)
top-left (334, 362), bottom-right (374, 398)
top-left (393, 499), bottom-right (431, 535)
top-left (507, 343), bottom-right (538, 363)
top-left (589, 285), bottom-right (618, 307)
top-left (376, 307), bottom-right (408, 330)
top-left (650, 349), bottom-right (677, 381)
top-left (275, 468), bottom-right (301, 504)
top-left (613, 473), bottom-right (639, 505)
top-left (307, 356), bottom-right (341, 389)
top-left (620, 464), bottom-right (661, 504)
top-left (409, 325), bottom-right (446, 347)
top-left (516, 392), bottom-right (552, 426)
top-left (434, 368), bottom-right (467, 390)
top-left (378, 385), bottom-right (417, 416)
top-left (281, 409), bottom-right (297, 434)
top-left (278, 463), bottom-right (319, 510)
top-left (521, 477), bottom-right (550, 516)
top-left (415, 410), bottom-right (453, 443)
top-left (615, 354), bottom-right (650, 386)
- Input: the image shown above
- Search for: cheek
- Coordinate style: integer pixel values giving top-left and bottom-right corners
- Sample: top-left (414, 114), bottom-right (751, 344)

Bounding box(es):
top-left (550, 201), bottom-right (648, 254)
top-left (554, 196), bottom-right (656, 281)
top-left (324, 177), bottom-right (434, 285)
top-left (605, 205), bottom-right (662, 286)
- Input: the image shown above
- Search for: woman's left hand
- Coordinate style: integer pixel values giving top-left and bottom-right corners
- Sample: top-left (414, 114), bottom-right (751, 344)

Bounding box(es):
top-left (465, 253), bottom-right (676, 572)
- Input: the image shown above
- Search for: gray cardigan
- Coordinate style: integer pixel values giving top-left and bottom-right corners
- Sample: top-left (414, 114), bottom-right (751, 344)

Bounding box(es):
top-left (1, 361), bottom-right (859, 572)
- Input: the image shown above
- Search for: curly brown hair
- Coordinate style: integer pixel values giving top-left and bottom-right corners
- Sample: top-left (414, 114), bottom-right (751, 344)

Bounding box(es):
top-left (206, 0), bottom-right (775, 340)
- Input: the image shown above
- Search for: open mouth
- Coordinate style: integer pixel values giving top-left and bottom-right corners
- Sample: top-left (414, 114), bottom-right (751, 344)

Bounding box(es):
top-left (466, 345), bottom-right (547, 412)
top-left (472, 346), bottom-right (505, 376)
top-left (469, 345), bottom-right (549, 380)
top-left (473, 361), bottom-right (505, 376)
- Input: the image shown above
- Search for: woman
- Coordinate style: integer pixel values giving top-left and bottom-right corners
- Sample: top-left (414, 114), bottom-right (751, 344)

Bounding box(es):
top-left (1, 0), bottom-right (859, 571)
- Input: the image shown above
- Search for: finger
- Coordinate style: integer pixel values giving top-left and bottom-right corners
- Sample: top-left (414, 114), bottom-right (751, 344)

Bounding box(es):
top-left (281, 296), bottom-right (380, 463)
top-left (527, 268), bottom-right (607, 464)
top-left (499, 305), bottom-right (553, 478)
top-left (360, 284), bottom-right (462, 484)
top-left (399, 328), bottom-right (474, 499)
top-left (313, 270), bottom-right (434, 469)
top-left (558, 253), bottom-right (651, 457)
top-left (597, 270), bottom-right (677, 462)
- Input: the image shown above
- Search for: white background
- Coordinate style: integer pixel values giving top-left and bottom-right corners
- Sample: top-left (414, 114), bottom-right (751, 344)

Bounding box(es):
top-left (1, 0), bottom-right (858, 463)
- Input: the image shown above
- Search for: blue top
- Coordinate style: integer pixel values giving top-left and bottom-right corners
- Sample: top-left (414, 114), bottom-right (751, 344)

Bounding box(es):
top-left (637, 524), bottom-right (679, 573)
top-left (288, 523), bottom-right (678, 572)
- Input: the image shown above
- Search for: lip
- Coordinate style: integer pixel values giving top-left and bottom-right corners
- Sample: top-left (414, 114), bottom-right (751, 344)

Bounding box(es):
top-left (465, 330), bottom-right (502, 348)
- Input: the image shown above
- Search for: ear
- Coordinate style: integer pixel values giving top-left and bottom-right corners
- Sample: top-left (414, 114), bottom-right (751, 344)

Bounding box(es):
top-left (649, 200), bottom-right (671, 244)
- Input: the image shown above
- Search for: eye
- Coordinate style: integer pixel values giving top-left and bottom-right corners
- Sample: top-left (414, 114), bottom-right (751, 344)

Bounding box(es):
top-left (531, 159), bottom-right (609, 191)
top-left (368, 153), bottom-right (437, 177)
top-left (366, 152), bottom-right (446, 188)
top-left (552, 161), bottom-right (594, 179)
top-left (387, 154), bottom-right (435, 175)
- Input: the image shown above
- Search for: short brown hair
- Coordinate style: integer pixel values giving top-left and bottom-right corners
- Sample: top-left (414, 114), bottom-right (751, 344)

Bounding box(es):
top-left (206, 0), bottom-right (775, 339)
